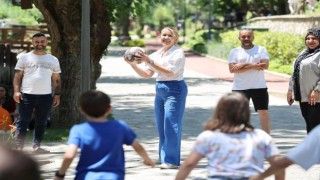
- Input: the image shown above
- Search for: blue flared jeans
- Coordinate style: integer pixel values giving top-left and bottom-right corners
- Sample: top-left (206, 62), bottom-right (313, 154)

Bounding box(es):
top-left (15, 93), bottom-right (53, 149)
top-left (155, 80), bottom-right (188, 166)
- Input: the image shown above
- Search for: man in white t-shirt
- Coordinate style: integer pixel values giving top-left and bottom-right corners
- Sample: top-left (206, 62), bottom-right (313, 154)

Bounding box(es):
top-left (228, 29), bottom-right (271, 134)
top-left (250, 124), bottom-right (320, 180)
top-left (13, 33), bottom-right (61, 153)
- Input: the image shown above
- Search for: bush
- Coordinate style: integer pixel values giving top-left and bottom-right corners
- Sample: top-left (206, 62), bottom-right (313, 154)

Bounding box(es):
top-left (186, 30), bottom-right (223, 54)
top-left (122, 39), bottom-right (145, 47)
top-left (185, 39), bottom-right (207, 54)
top-left (193, 43), bottom-right (207, 54)
top-left (191, 29), bottom-right (220, 42)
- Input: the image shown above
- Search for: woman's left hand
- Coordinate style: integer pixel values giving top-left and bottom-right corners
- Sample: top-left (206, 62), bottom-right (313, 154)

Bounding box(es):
top-left (308, 90), bottom-right (319, 105)
top-left (136, 51), bottom-right (150, 63)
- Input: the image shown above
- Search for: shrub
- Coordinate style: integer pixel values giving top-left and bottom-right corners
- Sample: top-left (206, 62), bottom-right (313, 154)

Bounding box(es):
top-left (122, 39), bottom-right (145, 47)
top-left (193, 43), bottom-right (207, 54)
top-left (191, 29), bottom-right (220, 42)
top-left (185, 39), bottom-right (207, 54)
top-left (186, 30), bottom-right (223, 54)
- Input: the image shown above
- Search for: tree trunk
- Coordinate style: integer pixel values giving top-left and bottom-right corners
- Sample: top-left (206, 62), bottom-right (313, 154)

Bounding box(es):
top-left (33, 0), bottom-right (111, 128)
top-left (239, 0), bottom-right (248, 14)
top-left (114, 0), bottom-right (132, 44)
top-left (276, 0), bottom-right (288, 15)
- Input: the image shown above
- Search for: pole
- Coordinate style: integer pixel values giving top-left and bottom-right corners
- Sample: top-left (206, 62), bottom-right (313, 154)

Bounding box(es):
top-left (183, 0), bottom-right (187, 43)
top-left (80, 0), bottom-right (90, 121)
top-left (207, 1), bottom-right (212, 40)
top-left (81, 0), bottom-right (90, 93)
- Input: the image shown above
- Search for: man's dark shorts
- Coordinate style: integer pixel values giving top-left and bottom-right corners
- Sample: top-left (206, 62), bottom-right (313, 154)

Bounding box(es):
top-left (232, 88), bottom-right (269, 111)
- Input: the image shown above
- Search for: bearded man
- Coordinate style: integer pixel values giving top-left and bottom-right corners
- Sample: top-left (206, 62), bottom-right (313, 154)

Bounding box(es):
top-left (13, 33), bottom-right (61, 153)
top-left (228, 29), bottom-right (271, 134)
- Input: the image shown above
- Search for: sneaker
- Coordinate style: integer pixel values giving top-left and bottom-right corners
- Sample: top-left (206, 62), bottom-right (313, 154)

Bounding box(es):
top-left (32, 147), bottom-right (50, 154)
top-left (158, 163), bottom-right (179, 169)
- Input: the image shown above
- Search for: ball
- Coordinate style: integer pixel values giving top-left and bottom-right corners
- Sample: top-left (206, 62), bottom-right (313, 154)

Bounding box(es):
top-left (124, 47), bottom-right (146, 62)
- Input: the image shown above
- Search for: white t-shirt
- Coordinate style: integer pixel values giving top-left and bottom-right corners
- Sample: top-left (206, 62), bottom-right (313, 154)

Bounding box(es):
top-left (286, 125), bottom-right (320, 170)
top-left (194, 129), bottom-right (279, 178)
top-left (228, 46), bottom-right (269, 90)
top-left (145, 45), bottom-right (185, 81)
top-left (15, 52), bottom-right (61, 94)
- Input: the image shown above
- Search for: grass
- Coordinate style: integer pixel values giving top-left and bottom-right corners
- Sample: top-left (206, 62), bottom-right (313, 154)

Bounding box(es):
top-left (206, 40), bottom-right (231, 60)
top-left (25, 128), bottom-right (70, 142)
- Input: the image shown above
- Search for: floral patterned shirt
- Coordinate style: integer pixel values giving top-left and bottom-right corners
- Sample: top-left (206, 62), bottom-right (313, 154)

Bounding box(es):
top-left (194, 129), bottom-right (279, 178)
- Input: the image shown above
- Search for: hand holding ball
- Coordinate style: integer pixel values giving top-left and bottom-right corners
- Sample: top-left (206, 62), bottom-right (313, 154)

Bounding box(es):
top-left (124, 47), bottom-right (146, 63)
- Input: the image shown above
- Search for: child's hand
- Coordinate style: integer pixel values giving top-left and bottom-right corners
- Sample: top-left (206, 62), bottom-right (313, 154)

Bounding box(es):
top-left (144, 158), bottom-right (156, 167)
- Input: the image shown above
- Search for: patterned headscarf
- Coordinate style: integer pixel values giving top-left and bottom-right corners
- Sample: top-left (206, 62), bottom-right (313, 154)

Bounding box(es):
top-left (292, 28), bottom-right (320, 100)
top-left (305, 28), bottom-right (320, 44)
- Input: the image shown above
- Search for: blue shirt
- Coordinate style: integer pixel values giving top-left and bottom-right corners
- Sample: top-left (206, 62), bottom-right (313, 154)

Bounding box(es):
top-left (67, 120), bottom-right (137, 180)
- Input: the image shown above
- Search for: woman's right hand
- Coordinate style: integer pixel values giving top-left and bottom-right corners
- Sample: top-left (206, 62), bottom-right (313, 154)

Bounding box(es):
top-left (287, 91), bottom-right (294, 106)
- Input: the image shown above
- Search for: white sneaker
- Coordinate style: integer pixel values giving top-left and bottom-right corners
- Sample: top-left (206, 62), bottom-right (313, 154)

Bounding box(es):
top-left (158, 163), bottom-right (179, 169)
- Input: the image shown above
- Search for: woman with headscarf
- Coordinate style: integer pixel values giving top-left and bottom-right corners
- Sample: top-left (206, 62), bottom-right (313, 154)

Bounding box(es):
top-left (287, 28), bottom-right (320, 133)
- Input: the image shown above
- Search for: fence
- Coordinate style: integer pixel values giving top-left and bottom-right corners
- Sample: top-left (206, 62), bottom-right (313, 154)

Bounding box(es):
top-left (0, 28), bottom-right (32, 52)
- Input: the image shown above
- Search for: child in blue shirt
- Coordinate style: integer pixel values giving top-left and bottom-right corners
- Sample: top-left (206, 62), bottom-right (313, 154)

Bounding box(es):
top-left (54, 90), bottom-right (155, 180)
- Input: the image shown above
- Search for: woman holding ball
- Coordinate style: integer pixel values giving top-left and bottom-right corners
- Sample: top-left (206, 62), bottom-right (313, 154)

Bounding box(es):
top-left (125, 26), bottom-right (187, 169)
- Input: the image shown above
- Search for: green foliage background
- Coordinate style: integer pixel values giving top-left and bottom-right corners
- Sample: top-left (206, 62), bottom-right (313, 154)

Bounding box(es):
top-left (0, 1), bottom-right (43, 25)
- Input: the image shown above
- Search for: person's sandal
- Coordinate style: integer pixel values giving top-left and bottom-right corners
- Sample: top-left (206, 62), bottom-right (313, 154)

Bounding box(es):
top-left (32, 147), bottom-right (50, 154)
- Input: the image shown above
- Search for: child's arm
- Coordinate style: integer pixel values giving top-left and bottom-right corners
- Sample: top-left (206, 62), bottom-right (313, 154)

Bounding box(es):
top-left (54, 144), bottom-right (78, 180)
top-left (175, 151), bottom-right (203, 180)
top-left (250, 156), bottom-right (292, 180)
top-left (131, 140), bottom-right (155, 167)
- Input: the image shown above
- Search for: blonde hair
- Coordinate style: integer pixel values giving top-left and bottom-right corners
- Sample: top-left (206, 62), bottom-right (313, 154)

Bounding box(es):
top-left (161, 26), bottom-right (179, 44)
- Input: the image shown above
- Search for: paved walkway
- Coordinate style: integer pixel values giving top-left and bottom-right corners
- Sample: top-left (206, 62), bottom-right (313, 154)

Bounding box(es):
top-left (33, 43), bottom-right (319, 180)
